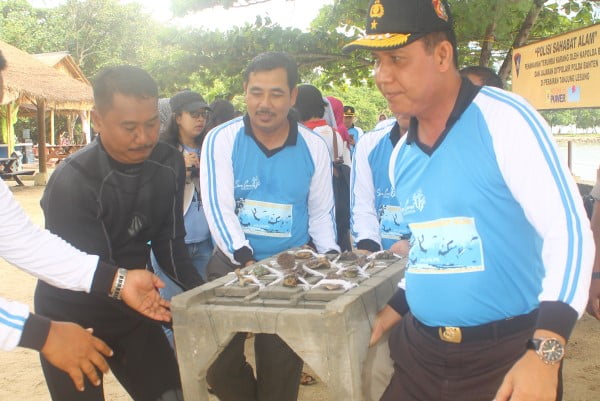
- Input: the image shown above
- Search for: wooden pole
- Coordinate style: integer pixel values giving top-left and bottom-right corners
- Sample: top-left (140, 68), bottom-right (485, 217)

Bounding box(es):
top-left (6, 102), bottom-right (13, 155)
top-left (50, 109), bottom-right (55, 145)
top-left (37, 99), bottom-right (47, 174)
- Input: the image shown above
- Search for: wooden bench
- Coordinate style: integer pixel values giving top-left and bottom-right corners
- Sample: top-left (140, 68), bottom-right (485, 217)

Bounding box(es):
top-left (0, 170), bottom-right (35, 186)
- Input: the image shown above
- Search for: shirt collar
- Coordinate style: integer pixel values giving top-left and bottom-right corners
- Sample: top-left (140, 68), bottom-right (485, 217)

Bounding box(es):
top-left (243, 113), bottom-right (298, 157)
top-left (406, 77), bottom-right (481, 155)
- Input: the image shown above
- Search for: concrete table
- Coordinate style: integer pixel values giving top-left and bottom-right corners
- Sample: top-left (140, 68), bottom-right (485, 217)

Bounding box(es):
top-left (172, 253), bottom-right (406, 401)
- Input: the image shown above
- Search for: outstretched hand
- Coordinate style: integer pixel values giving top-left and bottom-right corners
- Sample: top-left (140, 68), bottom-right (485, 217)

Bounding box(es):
top-left (120, 269), bottom-right (171, 322)
top-left (41, 322), bottom-right (112, 391)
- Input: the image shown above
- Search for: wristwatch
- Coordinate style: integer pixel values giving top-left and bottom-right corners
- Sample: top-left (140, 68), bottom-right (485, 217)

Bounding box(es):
top-left (526, 337), bottom-right (565, 364)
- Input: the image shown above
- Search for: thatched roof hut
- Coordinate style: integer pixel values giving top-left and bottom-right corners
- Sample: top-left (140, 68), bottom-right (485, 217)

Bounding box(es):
top-left (0, 40), bottom-right (93, 110)
top-left (34, 51), bottom-right (91, 85)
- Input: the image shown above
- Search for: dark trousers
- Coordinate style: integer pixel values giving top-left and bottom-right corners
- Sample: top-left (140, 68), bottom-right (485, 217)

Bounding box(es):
top-left (205, 249), bottom-right (304, 401)
top-left (35, 281), bottom-right (182, 401)
top-left (380, 313), bottom-right (563, 401)
top-left (206, 332), bottom-right (303, 401)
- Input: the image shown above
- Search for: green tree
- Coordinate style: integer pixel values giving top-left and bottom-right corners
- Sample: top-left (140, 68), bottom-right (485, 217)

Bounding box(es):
top-left (167, 0), bottom-right (598, 91)
top-left (540, 110), bottom-right (575, 131)
top-left (0, 0), bottom-right (160, 77)
top-left (573, 109), bottom-right (600, 132)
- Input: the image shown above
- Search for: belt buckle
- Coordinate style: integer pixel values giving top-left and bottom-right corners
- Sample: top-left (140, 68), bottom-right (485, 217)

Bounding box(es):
top-left (438, 326), bottom-right (462, 343)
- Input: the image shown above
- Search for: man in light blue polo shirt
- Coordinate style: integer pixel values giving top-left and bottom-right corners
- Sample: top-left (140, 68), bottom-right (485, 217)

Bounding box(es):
top-left (344, 1), bottom-right (594, 400)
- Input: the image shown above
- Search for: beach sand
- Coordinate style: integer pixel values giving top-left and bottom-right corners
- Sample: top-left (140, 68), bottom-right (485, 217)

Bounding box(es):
top-left (1, 183), bottom-right (599, 401)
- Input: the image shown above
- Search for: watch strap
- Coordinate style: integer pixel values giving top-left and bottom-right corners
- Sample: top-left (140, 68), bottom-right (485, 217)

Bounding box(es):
top-left (109, 268), bottom-right (127, 300)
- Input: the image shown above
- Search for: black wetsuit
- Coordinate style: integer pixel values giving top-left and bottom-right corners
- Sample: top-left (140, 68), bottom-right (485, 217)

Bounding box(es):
top-left (34, 138), bottom-right (203, 401)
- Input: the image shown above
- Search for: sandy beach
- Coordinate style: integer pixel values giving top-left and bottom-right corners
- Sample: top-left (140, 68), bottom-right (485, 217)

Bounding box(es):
top-left (1, 182), bottom-right (599, 401)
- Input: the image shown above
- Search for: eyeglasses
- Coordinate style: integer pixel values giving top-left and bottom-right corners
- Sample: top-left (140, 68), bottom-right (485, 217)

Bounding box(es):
top-left (188, 110), bottom-right (210, 119)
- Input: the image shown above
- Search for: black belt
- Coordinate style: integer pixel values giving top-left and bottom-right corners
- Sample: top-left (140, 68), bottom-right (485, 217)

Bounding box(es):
top-left (414, 310), bottom-right (538, 344)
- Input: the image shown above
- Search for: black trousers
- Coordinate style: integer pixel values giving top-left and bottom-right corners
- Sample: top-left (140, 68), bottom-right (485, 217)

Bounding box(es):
top-left (34, 281), bottom-right (182, 401)
top-left (380, 313), bottom-right (563, 401)
top-left (205, 249), bottom-right (304, 401)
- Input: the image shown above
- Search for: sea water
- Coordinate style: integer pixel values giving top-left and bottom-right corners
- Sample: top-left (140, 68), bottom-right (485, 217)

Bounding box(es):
top-left (557, 142), bottom-right (599, 183)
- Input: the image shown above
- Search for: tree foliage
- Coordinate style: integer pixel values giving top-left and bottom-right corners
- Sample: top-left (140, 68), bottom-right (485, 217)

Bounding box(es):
top-left (1, 0), bottom-right (598, 119)
top-left (0, 0), bottom-right (159, 77)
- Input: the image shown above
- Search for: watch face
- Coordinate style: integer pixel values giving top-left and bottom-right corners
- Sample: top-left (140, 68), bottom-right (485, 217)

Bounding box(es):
top-left (540, 338), bottom-right (564, 363)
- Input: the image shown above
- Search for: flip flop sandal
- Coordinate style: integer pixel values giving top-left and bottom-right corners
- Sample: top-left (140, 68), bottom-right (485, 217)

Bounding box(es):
top-left (300, 372), bottom-right (317, 386)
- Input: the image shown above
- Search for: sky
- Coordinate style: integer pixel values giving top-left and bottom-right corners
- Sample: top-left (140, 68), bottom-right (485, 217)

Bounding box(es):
top-left (28, 0), bottom-right (335, 31)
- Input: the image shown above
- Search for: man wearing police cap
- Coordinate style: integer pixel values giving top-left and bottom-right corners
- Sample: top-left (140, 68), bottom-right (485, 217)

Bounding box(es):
top-left (344, 1), bottom-right (593, 400)
top-left (343, 105), bottom-right (364, 148)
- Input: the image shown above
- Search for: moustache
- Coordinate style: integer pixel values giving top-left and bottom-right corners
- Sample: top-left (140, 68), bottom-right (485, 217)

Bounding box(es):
top-left (255, 109), bottom-right (275, 117)
top-left (129, 143), bottom-right (155, 152)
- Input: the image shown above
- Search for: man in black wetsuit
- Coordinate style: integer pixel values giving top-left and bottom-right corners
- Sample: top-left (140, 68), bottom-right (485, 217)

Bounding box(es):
top-left (34, 65), bottom-right (203, 401)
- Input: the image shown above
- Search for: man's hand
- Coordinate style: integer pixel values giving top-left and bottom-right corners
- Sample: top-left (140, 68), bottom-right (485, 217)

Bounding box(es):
top-left (354, 249), bottom-right (372, 256)
top-left (494, 351), bottom-right (560, 401)
top-left (495, 329), bottom-right (564, 401)
top-left (370, 305), bottom-right (402, 346)
top-left (587, 277), bottom-right (600, 320)
top-left (41, 322), bottom-right (112, 392)
top-left (120, 270), bottom-right (171, 322)
top-left (390, 240), bottom-right (410, 256)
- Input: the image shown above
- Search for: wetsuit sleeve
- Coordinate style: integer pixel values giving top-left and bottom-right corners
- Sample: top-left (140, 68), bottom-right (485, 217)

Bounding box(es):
top-left (151, 155), bottom-right (204, 289)
top-left (201, 125), bottom-right (254, 265)
top-left (305, 132), bottom-right (340, 254)
top-left (483, 89), bottom-right (594, 340)
top-left (351, 134), bottom-right (382, 252)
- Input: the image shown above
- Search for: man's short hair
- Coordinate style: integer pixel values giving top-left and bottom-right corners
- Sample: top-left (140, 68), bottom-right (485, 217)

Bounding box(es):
top-left (0, 51), bottom-right (6, 71)
top-left (460, 66), bottom-right (504, 89)
top-left (243, 52), bottom-right (298, 90)
top-left (92, 65), bottom-right (158, 113)
top-left (421, 31), bottom-right (458, 68)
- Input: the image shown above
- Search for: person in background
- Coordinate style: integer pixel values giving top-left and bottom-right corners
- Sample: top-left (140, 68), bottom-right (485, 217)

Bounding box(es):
top-left (586, 166), bottom-right (600, 319)
top-left (351, 113), bottom-right (411, 401)
top-left (343, 1), bottom-right (593, 400)
top-left (294, 85), bottom-right (350, 166)
top-left (326, 95), bottom-right (352, 146)
top-left (0, 49), bottom-right (170, 394)
top-left (158, 97), bottom-right (172, 136)
top-left (295, 84), bottom-right (352, 252)
top-left (152, 90), bottom-right (214, 347)
top-left (343, 105), bottom-right (365, 151)
top-left (159, 90), bottom-right (213, 283)
top-left (351, 114), bottom-right (411, 256)
top-left (201, 51), bottom-right (339, 401)
top-left (205, 99), bottom-right (237, 133)
top-left (460, 65), bottom-right (504, 88)
top-left (378, 113), bottom-right (388, 122)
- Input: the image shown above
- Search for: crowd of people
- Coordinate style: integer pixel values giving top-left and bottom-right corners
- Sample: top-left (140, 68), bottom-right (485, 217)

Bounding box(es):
top-left (0, 0), bottom-right (598, 401)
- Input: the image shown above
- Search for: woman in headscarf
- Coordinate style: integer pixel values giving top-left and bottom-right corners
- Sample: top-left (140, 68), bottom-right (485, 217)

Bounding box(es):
top-left (326, 96), bottom-right (352, 145)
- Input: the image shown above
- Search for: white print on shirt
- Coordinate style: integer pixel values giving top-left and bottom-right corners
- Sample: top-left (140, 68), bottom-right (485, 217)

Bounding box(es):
top-left (237, 199), bottom-right (293, 238)
top-left (376, 186), bottom-right (396, 199)
top-left (407, 217), bottom-right (485, 274)
top-left (401, 189), bottom-right (426, 217)
top-left (234, 177), bottom-right (261, 191)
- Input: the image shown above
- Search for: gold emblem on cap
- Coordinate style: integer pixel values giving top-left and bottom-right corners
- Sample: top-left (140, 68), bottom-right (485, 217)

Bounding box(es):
top-left (370, 0), bottom-right (384, 19)
top-left (432, 0), bottom-right (449, 21)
